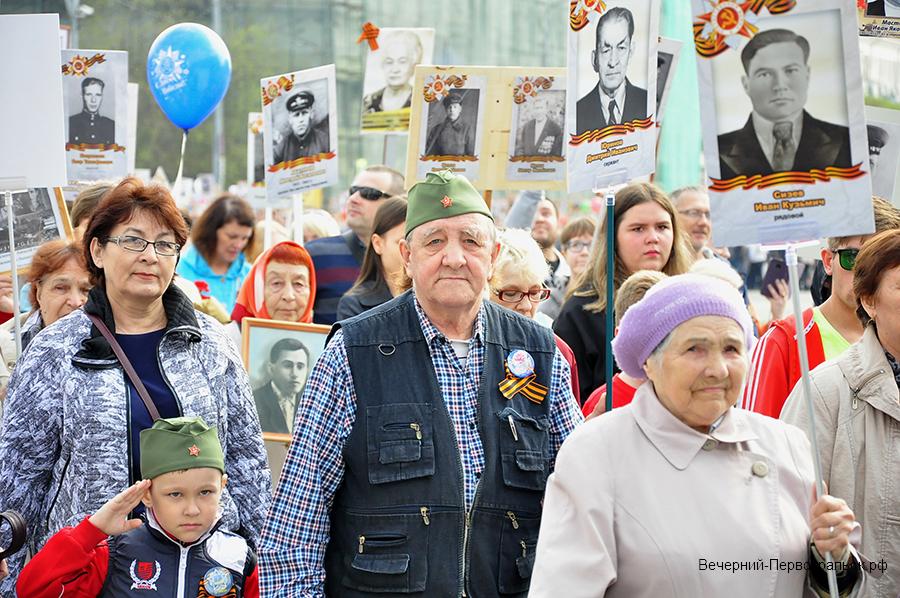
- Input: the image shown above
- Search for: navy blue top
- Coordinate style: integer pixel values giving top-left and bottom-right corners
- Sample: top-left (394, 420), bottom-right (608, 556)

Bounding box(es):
top-left (115, 329), bottom-right (181, 485)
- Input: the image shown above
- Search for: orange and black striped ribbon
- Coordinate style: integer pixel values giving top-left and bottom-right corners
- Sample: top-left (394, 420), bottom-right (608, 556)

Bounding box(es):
top-left (498, 364), bottom-right (548, 404)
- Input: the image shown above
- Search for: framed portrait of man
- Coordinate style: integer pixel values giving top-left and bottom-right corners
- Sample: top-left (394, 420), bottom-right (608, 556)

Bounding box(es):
top-left (566, 0), bottom-right (660, 193)
top-left (865, 107), bottom-right (900, 209)
top-left (694, 0), bottom-right (873, 247)
top-left (506, 75), bottom-right (567, 183)
top-left (859, 0), bottom-right (900, 37)
top-left (361, 27), bottom-right (435, 134)
top-left (656, 37), bottom-right (682, 123)
top-left (0, 188), bottom-right (73, 275)
top-left (261, 65), bottom-right (338, 201)
top-left (61, 49), bottom-right (129, 183)
top-left (241, 317), bottom-right (330, 441)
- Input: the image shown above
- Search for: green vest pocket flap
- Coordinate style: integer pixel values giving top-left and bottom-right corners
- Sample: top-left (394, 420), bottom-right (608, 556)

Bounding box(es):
top-left (351, 553), bottom-right (411, 575)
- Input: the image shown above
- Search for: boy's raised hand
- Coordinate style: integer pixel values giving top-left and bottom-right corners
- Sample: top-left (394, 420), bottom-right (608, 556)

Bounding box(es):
top-left (89, 480), bottom-right (150, 536)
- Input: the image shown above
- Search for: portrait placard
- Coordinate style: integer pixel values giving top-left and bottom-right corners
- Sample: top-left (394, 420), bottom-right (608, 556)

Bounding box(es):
top-left (261, 65), bottom-right (338, 200)
top-left (0, 188), bottom-right (73, 275)
top-left (361, 27), bottom-right (435, 134)
top-left (859, 1), bottom-right (900, 38)
top-left (566, 0), bottom-right (660, 192)
top-left (241, 318), bottom-right (330, 441)
top-left (656, 37), bottom-right (682, 123)
top-left (61, 49), bottom-right (129, 183)
top-left (694, 0), bottom-right (873, 246)
top-left (505, 75), bottom-right (567, 183)
top-left (865, 106), bottom-right (900, 208)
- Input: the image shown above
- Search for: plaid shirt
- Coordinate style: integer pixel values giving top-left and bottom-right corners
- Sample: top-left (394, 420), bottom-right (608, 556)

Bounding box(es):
top-left (258, 297), bottom-right (582, 597)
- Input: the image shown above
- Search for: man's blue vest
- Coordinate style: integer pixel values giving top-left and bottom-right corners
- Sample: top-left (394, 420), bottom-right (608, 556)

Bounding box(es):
top-left (324, 292), bottom-right (556, 597)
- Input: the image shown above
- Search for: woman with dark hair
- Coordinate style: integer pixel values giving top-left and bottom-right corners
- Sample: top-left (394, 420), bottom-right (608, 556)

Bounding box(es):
top-left (554, 182), bottom-right (694, 405)
top-left (0, 178), bottom-right (270, 590)
top-left (176, 194), bottom-right (255, 312)
top-left (336, 196), bottom-right (409, 320)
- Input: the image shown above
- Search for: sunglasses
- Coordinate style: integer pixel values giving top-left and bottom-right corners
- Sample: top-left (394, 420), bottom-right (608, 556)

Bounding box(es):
top-left (350, 186), bottom-right (390, 201)
top-left (494, 288), bottom-right (552, 304)
top-left (833, 248), bottom-right (859, 271)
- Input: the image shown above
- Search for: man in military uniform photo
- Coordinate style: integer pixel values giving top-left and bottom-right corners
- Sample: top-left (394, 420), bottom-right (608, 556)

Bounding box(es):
top-left (867, 124), bottom-right (889, 176)
top-left (274, 90), bottom-right (331, 164)
top-left (68, 77), bottom-right (115, 145)
top-left (425, 93), bottom-right (476, 156)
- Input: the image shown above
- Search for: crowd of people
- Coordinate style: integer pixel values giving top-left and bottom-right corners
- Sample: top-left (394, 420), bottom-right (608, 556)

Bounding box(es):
top-left (0, 164), bottom-right (895, 597)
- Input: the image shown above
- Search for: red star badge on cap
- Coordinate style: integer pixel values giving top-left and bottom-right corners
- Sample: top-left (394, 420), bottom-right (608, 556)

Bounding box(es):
top-left (188, 444), bottom-right (200, 457)
top-left (441, 195), bottom-right (453, 208)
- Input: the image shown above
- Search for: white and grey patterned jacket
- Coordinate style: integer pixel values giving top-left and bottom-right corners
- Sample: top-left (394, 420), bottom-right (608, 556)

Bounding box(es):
top-left (0, 285), bottom-right (271, 594)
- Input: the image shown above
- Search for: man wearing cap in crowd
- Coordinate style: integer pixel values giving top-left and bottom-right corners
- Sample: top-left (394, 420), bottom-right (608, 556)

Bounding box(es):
top-left (867, 123), bottom-right (889, 176)
top-left (259, 170), bottom-right (582, 596)
top-left (425, 92), bottom-right (475, 156)
top-left (274, 90), bottom-right (330, 164)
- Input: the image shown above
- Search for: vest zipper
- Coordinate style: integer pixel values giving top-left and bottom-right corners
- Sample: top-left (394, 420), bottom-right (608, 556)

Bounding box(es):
top-left (420, 506), bottom-right (430, 525)
top-left (177, 544), bottom-right (189, 597)
top-left (358, 535), bottom-right (365, 553)
top-left (506, 511), bottom-right (519, 529)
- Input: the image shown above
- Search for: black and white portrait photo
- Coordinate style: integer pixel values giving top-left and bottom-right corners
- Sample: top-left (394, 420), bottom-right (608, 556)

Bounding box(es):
top-left (655, 37), bottom-right (682, 123)
top-left (716, 28), bottom-right (851, 179)
top-left (0, 188), bottom-right (71, 273)
top-left (514, 90), bottom-right (565, 158)
top-left (865, 109), bottom-right (900, 204)
top-left (272, 87), bottom-right (330, 164)
top-left (424, 89), bottom-right (479, 156)
top-left (575, 6), bottom-right (648, 134)
top-left (68, 76), bottom-right (115, 145)
top-left (865, 0), bottom-right (900, 18)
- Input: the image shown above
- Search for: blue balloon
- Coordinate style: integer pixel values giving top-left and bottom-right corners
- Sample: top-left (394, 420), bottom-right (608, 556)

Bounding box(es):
top-left (147, 23), bottom-right (231, 131)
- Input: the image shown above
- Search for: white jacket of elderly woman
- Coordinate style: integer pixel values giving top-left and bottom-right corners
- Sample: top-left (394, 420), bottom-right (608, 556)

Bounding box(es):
top-left (529, 273), bottom-right (866, 598)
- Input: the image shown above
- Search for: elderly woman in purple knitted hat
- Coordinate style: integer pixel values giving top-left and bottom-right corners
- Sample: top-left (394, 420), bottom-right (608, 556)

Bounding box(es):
top-left (529, 273), bottom-right (866, 597)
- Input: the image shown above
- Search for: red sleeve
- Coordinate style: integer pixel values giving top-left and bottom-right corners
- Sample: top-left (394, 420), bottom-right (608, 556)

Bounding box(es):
top-left (740, 324), bottom-right (791, 418)
top-left (243, 565), bottom-right (260, 598)
top-left (0, 312), bottom-right (11, 325)
top-left (581, 383), bottom-right (607, 417)
top-left (17, 517), bottom-right (109, 598)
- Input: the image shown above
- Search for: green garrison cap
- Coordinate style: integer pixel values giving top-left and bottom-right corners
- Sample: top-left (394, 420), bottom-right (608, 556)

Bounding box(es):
top-left (405, 170), bottom-right (493, 236)
top-left (140, 416), bottom-right (225, 480)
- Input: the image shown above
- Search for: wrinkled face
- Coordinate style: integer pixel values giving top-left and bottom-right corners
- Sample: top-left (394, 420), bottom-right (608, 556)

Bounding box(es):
top-left (214, 220), bottom-right (253, 266)
top-left (345, 170), bottom-right (395, 236)
top-left (372, 224), bottom-right (406, 280)
top-left (860, 265), bottom-right (900, 351)
top-left (268, 348), bottom-right (309, 397)
top-left (675, 191), bottom-right (712, 253)
top-left (401, 213), bottom-right (498, 313)
top-left (264, 261), bottom-right (310, 322)
top-left (289, 107), bottom-right (312, 138)
top-left (83, 83), bottom-right (103, 114)
top-left (447, 102), bottom-right (462, 121)
top-left (533, 96), bottom-right (549, 118)
top-left (617, 201), bottom-right (674, 275)
top-left (822, 236), bottom-right (866, 314)
top-left (381, 38), bottom-right (417, 88)
top-left (530, 199), bottom-right (559, 250)
top-left (490, 265), bottom-right (544, 319)
top-left (643, 316), bottom-right (748, 433)
top-left (742, 42), bottom-right (809, 122)
top-left (592, 17), bottom-right (634, 96)
top-left (35, 258), bottom-right (91, 326)
top-left (143, 468), bottom-right (225, 545)
top-left (90, 210), bottom-right (178, 304)
top-left (563, 234), bottom-right (593, 277)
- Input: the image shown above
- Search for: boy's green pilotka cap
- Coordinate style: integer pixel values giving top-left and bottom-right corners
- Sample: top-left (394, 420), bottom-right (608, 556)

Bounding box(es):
top-left (405, 170), bottom-right (493, 236)
top-left (140, 416), bottom-right (225, 480)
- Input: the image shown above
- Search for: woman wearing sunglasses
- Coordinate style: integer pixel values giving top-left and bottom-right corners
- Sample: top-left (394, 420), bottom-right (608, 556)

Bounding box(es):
top-left (741, 197), bottom-right (900, 419)
top-left (488, 228), bottom-right (580, 400)
top-left (782, 228), bottom-right (900, 598)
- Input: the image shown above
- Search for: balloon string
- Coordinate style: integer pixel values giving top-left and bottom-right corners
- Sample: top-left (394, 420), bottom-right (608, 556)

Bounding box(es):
top-left (173, 130), bottom-right (188, 203)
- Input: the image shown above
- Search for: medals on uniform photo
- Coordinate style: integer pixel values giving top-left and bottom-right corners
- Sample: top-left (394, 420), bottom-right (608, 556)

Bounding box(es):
top-left (499, 350), bottom-right (548, 404)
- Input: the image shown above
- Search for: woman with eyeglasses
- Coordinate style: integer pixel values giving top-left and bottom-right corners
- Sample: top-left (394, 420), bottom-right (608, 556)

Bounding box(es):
top-left (337, 197), bottom-right (410, 320)
top-left (781, 228), bottom-right (900, 598)
top-left (740, 196), bottom-right (900, 419)
top-left (176, 193), bottom-right (255, 313)
top-left (0, 178), bottom-right (271, 590)
top-left (489, 228), bottom-right (580, 400)
top-left (554, 183), bottom-right (694, 406)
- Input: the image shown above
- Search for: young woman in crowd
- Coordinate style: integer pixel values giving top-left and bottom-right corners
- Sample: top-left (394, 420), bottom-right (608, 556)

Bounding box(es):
top-left (177, 194), bottom-right (255, 312)
top-left (554, 182), bottom-right (693, 405)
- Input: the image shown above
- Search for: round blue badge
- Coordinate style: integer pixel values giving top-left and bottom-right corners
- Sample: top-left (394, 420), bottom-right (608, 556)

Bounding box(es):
top-left (506, 350), bottom-right (535, 378)
top-left (203, 566), bottom-right (234, 597)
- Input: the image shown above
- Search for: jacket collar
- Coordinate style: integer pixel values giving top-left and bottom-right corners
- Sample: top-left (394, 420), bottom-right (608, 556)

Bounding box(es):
top-left (74, 284), bottom-right (201, 364)
top-left (838, 324), bottom-right (900, 415)
top-left (145, 506), bottom-right (223, 548)
top-left (183, 245), bottom-right (248, 280)
top-left (631, 383), bottom-right (758, 470)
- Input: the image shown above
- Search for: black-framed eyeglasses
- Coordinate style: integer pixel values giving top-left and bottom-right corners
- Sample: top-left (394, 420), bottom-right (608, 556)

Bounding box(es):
top-left (350, 186), bottom-right (390, 201)
top-left (834, 248), bottom-right (859, 271)
top-left (104, 235), bottom-right (181, 257)
top-left (564, 240), bottom-right (591, 252)
top-left (493, 288), bottom-right (552, 304)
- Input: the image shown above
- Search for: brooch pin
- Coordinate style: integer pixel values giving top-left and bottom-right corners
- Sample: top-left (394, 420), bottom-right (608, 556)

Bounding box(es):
top-left (499, 350), bottom-right (548, 404)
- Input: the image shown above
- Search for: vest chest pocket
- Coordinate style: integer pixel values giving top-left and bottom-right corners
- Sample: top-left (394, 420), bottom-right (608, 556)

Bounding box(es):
top-left (497, 406), bottom-right (550, 491)
top-left (366, 403), bottom-right (436, 485)
top-left (497, 510), bottom-right (539, 595)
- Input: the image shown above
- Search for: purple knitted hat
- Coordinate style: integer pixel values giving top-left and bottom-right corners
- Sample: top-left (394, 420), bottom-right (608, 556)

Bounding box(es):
top-left (611, 273), bottom-right (754, 378)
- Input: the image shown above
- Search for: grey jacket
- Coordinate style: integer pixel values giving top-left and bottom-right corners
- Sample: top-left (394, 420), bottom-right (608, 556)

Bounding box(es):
top-left (0, 286), bottom-right (271, 593)
top-left (781, 324), bottom-right (899, 597)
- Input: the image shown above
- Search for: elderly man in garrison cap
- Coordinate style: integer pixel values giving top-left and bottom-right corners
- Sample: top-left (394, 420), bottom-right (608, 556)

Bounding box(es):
top-left (273, 90), bottom-right (330, 164)
top-left (867, 123), bottom-right (889, 176)
top-left (425, 92), bottom-right (476, 156)
top-left (259, 170), bottom-right (582, 596)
